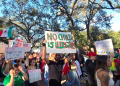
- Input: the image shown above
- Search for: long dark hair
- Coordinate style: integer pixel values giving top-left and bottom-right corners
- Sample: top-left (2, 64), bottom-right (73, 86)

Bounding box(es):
top-left (95, 55), bottom-right (109, 73)
top-left (74, 53), bottom-right (78, 61)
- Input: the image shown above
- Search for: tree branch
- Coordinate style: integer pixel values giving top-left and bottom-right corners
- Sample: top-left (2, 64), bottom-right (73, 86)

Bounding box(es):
top-left (71, 0), bottom-right (78, 15)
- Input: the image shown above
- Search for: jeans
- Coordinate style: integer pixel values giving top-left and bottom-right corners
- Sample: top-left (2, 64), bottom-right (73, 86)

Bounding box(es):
top-left (44, 64), bottom-right (49, 86)
top-left (67, 71), bottom-right (80, 86)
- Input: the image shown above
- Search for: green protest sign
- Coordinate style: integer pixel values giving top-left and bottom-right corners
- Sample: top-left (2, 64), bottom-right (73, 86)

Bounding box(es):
top-left (45, 31), bottom-right (76, 53)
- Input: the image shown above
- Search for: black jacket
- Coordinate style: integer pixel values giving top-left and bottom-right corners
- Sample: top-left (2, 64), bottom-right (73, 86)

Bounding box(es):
top-left (87, 60), bottom-right (97, 86)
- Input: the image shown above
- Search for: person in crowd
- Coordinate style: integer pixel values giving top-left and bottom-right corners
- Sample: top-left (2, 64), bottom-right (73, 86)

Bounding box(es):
top-left (44, 53), bottom-right (54, 86)
top-left (110, 53), bottom-right (119, 76)
top-left (60, 53), bottom-right (66, 60)
top-left (36, 56), bottom-right (42, 69)
top-left (0, 54), bottom-right (3, 86)
top-left (67, 53), bottom-right (82, 86)
top-left (86, 52), bottom-right (97, 86)
top-left (26, 58), bottom-right (36, 86)
top-left (95, 54), bottom-right (115, 86)
top-left (1, 59), bottom-right (13, 79)
top-left (85, 52), bottom-right (95, 68)
top-left (113, 58), bottom-right (120, 85)
top-left (78, 54), bottom-right (85, 77)
top-left (3, 63), bottom-right (28, 86)
top-left (24, 54), bottom-right (29, 69)
top-left (42, 40), bottom-right (74, 86)
top-left (62, 54), bottom-right (70, 84)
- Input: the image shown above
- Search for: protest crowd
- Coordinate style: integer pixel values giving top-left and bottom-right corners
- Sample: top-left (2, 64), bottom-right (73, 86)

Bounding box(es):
top-left (0, 31), bottom-right (120, 86)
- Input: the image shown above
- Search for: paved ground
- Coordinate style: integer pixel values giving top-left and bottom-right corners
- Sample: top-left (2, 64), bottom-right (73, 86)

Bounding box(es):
top-left (61, 75), bottom-right (87, 86)
top-left (38, 71), bottom-right (120, 86)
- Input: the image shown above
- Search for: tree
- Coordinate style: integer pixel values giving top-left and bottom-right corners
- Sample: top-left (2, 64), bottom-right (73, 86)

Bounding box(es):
top-left (0, 0), bottom-right (61, 48)
top-left (0, 17), bottom-right (14, 44)
top-left (108, 30), bottom-right (120, 48)
top-left (43, 0), bottom-right (113, 50)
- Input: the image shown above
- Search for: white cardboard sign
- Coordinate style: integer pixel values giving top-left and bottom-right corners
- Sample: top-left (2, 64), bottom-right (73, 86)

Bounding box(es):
top-left (28, 69), bottom-right (41, 83)
top-left (14, 39), bottom-right (23, 47)
top-left (45, 31), bottom-right (76, 53)
top-left (95, 39), bottom-right (114, 55)
top-left (23, 43), bottom-right (31, 52)
top-left (5, 47), bottom-right (25, 60)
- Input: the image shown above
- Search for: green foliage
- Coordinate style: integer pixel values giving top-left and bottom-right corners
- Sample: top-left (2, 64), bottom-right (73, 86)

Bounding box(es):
top-left (107, 30), bottom-right (120, 48)
top-left (0, 0), bottom-right (61, 48)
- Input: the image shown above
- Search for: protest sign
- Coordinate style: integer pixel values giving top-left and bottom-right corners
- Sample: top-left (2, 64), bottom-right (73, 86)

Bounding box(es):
top-left (45, 31), bottom-right (76, 53)
top-left (5, 44), bottom-right (8, 47)
top-left (0, 42), bottom-right (5, 53)
top-left (14, 39), bottom-right (23, 47)
top-left (95, 39), bottom-right (114, 55)
top-left (28, 69), bottom-right (41, 83)
top-left (5, 47), bottom-right (25, 60)
top-left (9, 40), bottom-right (15, 47)
top-left (23, 43), bottom-right (31, 52)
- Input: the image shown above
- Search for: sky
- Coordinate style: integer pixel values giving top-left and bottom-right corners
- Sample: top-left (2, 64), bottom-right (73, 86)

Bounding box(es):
top-left (106, 10), bottom-right (120, 32)
top-left (0, 6), bottom-right (120, 32)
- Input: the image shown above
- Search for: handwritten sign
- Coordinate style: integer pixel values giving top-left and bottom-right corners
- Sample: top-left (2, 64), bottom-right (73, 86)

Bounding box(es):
top-left (14, 39), bottom-right (23, 47)
top-left (95, 39), bottom-right (114, 55)
top-left (5, 47), bottom-right (25, 60)
top-left (23, 43), bottom-right (31, 51)
top-left (45, 31), bottom-right (76, 53)
top-left (28, 69), bottom-right (41, 83)
top-left (9, 40), bottom-right (15, 47)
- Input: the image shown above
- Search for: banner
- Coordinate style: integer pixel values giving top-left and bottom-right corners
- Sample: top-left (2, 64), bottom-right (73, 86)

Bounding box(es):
top-left (45, 31), bottom-right (76, 53)
top-left (95, 39), bottom-right (114, 55)
top-left (14, 39), bottom-right (23, 47)
top-left (28, 69), bottom-right (41, 83)
top-left (23, 43), bottom-right (31, 52)
top-left (5, 47), bottom-right (25, 60)
top-left (9, 40), bottom-right (15, 47)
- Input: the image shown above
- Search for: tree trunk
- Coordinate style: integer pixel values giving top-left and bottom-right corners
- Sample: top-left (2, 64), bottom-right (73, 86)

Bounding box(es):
top-left (86, 24), bottom-right (91, 52)
top-left (71, 21), bottom-right (76, 51)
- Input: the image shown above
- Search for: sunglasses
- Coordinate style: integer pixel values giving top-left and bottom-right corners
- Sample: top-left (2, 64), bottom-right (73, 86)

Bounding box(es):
top-left (55, 54), bottom-right (60, 56)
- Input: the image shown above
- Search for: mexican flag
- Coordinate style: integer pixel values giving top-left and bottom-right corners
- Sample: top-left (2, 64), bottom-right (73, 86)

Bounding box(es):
top-left (0, 26), bottom-right (13, 37)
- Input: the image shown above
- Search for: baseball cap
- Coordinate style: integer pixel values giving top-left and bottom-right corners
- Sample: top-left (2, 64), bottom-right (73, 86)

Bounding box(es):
top-left (86, 52), bottom-right (96, 56)
top-left (114, 59), bottom-right (120, 63)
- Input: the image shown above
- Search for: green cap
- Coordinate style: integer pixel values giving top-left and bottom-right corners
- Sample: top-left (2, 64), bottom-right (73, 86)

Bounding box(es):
top-left (114, 53), bottom-right (119, 58)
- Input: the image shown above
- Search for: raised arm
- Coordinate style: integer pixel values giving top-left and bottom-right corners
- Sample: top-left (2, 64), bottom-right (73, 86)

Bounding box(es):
top-left (19, 66), bottom-right (28, 81)
top-left (19, 58), bottom-right (23, 66)
top-left (4, 59), bottom-right (10, 75)
top-left (6, 70), bottom-right (14, 86)
top-left (64, 53), bottom-right (73, 64)
top-left (42, 40), bottom-right (50, 65)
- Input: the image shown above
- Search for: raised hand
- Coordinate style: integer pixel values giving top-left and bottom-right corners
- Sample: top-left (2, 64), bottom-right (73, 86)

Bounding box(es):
top-left (110, 53), bottom-right (115, 58)
top-left (9, 69), bottom-right (14, 75)
top-left (18, 66), bottom-right (23, 72)
top-left (5, 59), bottom-right (9, 64)
top-left (43, 40), bottom-right (46, 44)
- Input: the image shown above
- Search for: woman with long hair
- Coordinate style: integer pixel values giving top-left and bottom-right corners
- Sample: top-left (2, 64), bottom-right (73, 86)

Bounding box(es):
top-left (26, 58), bottom-right (36, 86)
top-left (95, 54), bottom-right (115, 86)
top-left (67, 53), bottom-right (82, 86)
